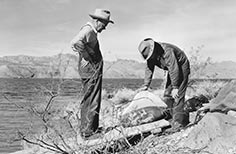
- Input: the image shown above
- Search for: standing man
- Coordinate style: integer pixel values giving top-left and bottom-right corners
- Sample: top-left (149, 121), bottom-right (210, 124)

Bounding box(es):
top-left (138, 38), bottom-right (190, 131)
top-left (71, 9), bottom-right (114, 139)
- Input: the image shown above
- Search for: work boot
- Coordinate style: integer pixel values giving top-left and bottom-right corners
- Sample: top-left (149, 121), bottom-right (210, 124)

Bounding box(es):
top-left (163, 112), bottom-right (190, 134)
top-left (163, 96), bottom-right (174, 109)
top-left (173, 112), bottom-right (190, 127)
top-left (163, 121), bottom-right (185, 134)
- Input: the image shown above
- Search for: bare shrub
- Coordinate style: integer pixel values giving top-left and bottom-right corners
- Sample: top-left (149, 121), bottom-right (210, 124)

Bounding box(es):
top-left (187, 80), bottom-right (228, 100)
top-left (110, 88), bottom-right (137, 105)
top-left (4, 54), bottom-right (142, 154)
top-left (188, 45), bottom-right (213, 79)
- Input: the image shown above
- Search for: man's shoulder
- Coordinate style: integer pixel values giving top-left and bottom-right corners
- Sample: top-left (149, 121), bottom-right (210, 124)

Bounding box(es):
top-left (71, 24), bottom-right (95, 44)
top-left (159, 43), bottom-right (183, 54)
top-left (159, 42), bottom-right (175, 49)
top-left (79, 24), bottom-right (95, 36)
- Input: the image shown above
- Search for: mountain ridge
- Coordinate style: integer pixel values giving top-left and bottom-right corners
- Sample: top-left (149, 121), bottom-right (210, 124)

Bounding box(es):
top-left (0, 54), bottom-right (235, 79)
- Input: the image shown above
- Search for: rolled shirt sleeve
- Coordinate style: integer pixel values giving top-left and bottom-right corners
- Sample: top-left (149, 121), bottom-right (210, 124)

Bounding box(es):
top-left (71, 26), bottom-right (90, 53)
top-left (71, 25), bottom-right (97, 52)
top-left (71, 25), bottom-right (98, 64)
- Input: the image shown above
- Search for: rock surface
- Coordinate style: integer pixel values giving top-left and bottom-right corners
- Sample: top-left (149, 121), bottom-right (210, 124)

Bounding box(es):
top-left (211, 80), bottom-right (236, 107)
top-left (180, 80), bottom-right (236, 154)
top-left (181, 113), bottom-right (236, 154)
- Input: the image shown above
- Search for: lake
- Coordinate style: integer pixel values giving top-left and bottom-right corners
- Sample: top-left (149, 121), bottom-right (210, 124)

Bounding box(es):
top-left (0, 78), bottom-right (163, 154)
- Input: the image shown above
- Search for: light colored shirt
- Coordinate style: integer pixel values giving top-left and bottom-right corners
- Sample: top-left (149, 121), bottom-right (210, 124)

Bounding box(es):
top-left (71, 22), bottom-right (99, 72)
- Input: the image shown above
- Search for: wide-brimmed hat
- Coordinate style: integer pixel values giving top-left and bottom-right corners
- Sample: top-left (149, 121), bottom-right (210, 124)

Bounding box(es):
top-left (89, 9), bottom-right (114, 24)
top-left (138, 38), bottom-right (155, 60)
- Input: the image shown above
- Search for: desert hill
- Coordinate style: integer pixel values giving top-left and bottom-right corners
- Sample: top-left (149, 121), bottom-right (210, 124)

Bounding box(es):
top-left (0, 54), bottom-right (235, 79)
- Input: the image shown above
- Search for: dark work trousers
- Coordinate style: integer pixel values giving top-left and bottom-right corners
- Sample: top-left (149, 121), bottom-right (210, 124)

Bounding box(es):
top-left (164, 65), bottom-right (190, 126)
top-left (79, 61), bottom-right (103, 137)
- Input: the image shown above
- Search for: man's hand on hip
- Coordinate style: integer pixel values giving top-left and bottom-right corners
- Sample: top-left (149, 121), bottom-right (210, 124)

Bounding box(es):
top-left (172, 88), bottom-right (179, 99)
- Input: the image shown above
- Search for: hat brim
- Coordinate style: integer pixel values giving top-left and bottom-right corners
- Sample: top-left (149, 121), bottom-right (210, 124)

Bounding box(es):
top-left (138, 39), bottom-right (154, 61)
top-left (89, 14), bottom-right (114, 24)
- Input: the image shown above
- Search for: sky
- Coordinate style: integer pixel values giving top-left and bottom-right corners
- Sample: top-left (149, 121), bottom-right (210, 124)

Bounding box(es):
top-left (1, 0), bottom-right (236, 62)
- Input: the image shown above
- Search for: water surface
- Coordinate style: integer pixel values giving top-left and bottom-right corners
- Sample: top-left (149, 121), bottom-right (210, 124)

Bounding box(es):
top-left (0, 78), bottom-right (163, 153)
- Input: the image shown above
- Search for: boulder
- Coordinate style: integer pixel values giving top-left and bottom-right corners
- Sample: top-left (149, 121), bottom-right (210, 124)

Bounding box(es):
top-left (211, 80), bottom-right (236, 107)
top-left (182, 113), bottom-right (236, 154)
top-left (194, 80), bottom-right (236, 123)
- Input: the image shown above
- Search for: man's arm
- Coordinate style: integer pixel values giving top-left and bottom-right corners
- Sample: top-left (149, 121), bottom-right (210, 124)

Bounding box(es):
top-left (72, 41), bottom-right (93, 63)
top-left (143, 61), bottom-right (155, 89)
top-left (71, 26), bottom-right (94, 63)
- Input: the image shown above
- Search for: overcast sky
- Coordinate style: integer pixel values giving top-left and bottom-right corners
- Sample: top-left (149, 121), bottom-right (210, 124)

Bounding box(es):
top-left (1, 0), bottom-right (236, 62)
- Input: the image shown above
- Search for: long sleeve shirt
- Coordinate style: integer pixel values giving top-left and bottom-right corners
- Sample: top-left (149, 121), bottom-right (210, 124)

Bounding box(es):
top-left (144, 42), bottom-right (190, 89)
top-left (71, 22), bottom-right (103, 77)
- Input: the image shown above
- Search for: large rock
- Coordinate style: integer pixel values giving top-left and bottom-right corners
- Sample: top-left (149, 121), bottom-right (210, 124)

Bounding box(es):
top-left (182, 113), bottom-right (236, 154)
top-left (211, 80), bottom-right (236, 107)
top-left (184, 80), bottom-right (236, 154)
top-left (196, 80), bottom-right (236, 116)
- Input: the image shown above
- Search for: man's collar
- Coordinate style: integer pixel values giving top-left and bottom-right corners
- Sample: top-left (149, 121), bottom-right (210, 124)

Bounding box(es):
top-left (87, 22), bottom-right (98, 34)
